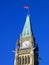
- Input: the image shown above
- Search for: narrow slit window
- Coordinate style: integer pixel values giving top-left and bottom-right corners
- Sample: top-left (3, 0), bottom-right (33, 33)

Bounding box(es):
top-left (22, 56), bottom-right (24, 64)
top-left (25, 56), bottom-right (27, 64)
top-left (28, 56), bottom-right (30, 64)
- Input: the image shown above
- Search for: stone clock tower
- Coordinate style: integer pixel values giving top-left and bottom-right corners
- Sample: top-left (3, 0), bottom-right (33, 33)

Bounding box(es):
top-left (14, 14), bottom-right (39, 65)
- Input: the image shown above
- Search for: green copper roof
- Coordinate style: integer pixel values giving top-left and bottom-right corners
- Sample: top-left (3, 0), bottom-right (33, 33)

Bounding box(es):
top-left (21, 15), bottom-right (32, 38)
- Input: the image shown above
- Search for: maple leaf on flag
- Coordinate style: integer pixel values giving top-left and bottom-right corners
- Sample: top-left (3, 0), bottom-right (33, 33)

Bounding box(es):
top-left (23, 6), bottom-right (30, 9)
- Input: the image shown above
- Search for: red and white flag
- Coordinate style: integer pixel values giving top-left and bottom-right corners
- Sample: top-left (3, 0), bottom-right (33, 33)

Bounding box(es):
top-left (23, 6), bottom-right (29, 9)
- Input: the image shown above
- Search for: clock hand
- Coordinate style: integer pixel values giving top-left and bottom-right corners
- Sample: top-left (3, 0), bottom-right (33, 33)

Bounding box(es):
top-left (25, 43), bottom-right (27, 46)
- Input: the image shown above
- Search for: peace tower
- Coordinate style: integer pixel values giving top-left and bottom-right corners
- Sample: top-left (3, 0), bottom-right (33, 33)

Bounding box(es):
top-left (14, 13), bottom-right (39, 65)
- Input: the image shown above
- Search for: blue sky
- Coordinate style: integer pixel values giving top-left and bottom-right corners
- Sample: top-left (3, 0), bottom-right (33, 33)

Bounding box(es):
top-left (0, 0), bottom-right (49, 65)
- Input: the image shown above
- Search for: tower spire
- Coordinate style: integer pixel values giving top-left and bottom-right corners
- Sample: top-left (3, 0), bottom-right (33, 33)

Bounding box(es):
top-left (21, 3), bottom-right (32, 38)
top-left (21, 13), bottom-right (32, 38)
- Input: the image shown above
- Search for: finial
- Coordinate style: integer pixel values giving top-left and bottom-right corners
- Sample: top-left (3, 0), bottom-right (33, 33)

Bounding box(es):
top-left (16, 39), bottom-right (18, 46)
top-left (16, 39), bottom-right (20, 47)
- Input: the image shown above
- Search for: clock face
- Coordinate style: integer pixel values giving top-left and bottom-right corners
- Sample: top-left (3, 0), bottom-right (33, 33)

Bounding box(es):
top-left (22, 41), bottom-right (31, 48)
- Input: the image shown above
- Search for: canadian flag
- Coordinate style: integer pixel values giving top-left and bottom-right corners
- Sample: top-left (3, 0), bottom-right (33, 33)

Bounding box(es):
top-left (23, 6), bottom-right (29, 9)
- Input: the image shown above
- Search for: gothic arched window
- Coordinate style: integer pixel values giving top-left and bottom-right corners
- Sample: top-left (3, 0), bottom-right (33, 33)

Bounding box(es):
top-left (22, 56), bottom-right (24, 64)
top-left (25, 56), bottom-right (27, 64)
top-left (18, 57), bottom-right (21, 65)
top-left (28, 56), bottom-right (30, 64)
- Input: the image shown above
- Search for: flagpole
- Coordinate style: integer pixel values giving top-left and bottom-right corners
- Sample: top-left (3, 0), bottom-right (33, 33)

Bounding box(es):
top-left (23, 6), bottom-right (30, 16)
